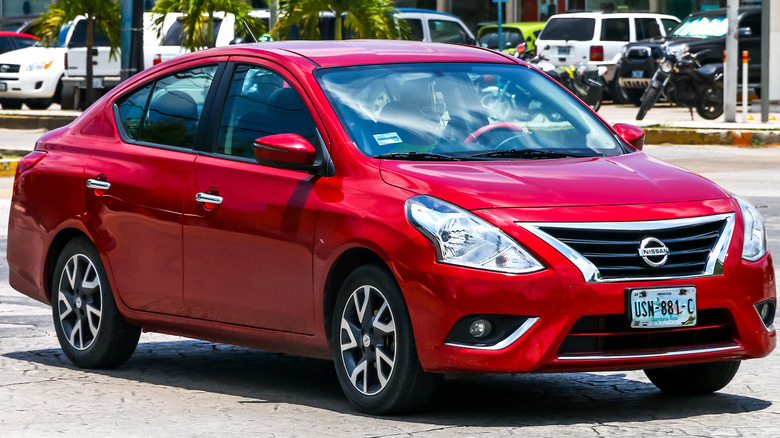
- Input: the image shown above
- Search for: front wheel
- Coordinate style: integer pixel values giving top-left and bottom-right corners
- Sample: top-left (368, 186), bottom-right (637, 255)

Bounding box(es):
top-left (332, 264), bottom-right (438, 414)
top-left (644, 361), bottom-right (740, 394)
top-left (52, 236), bottom-right (141, 368)
top-left (636, 83), bottom-right (662, 121)
top-left (696, 83), bottom-right (724, 120)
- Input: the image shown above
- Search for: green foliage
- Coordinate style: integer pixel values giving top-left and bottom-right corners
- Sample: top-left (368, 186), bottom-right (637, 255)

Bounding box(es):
top-left (35, 0), bottom-right (121, 60)
top-left (151, 0), bottom-right (266, 52)
top-left (273, 0), bottom-right (406, 41)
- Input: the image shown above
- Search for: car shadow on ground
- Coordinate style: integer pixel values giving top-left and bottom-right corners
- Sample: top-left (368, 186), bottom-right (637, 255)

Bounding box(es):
top-left (4, 339), bottom-right (771, 425)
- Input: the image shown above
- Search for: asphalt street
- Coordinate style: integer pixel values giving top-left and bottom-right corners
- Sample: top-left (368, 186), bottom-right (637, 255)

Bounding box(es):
top-left (1, 144), bottom-right (779, 437)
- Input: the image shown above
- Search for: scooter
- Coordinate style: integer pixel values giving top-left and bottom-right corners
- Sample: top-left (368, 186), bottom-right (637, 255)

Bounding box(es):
top-left (636, 50), bottom-right (723, 121)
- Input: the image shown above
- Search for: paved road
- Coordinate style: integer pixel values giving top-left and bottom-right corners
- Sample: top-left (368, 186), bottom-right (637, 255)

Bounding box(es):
top-left (1, 145), bottom-right (779, 437)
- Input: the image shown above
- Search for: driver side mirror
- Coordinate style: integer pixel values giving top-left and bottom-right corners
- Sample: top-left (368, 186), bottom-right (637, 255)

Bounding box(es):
top-left (254, 133), bottom-right (316, 169)
top-left (738, 27), bottom-right (753, 38)
top-left (613, 123), bottom-right (645, 151)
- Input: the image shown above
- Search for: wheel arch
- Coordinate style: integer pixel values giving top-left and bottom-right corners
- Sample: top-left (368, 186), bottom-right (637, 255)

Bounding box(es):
top-left (322, 247), bottom-right (386, 346)
top-left (43, 228), bottom-right (92, 303)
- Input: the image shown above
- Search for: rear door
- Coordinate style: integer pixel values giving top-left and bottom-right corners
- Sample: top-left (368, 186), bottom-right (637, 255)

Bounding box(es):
top-left (181, 58), bottom-right (329, 333)
top-left (85, 58), bottom-right (225, 315)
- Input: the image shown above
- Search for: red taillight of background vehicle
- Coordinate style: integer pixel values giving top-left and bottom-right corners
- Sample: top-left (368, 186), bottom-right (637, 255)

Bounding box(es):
top-left (14, 150), bottom-right (46, 190)
top-left (153, 54), bottom-right (162, 65)
top-left (590, 45), bottom-right (604, 62)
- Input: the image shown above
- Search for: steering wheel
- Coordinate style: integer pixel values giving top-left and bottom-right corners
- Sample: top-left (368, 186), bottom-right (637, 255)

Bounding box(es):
top-left (465, 122), bottom-right (527, 144)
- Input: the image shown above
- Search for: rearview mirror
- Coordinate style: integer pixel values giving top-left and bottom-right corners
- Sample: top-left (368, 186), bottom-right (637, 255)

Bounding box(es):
top-left (613, 123), bottom-right (645, 151)
top-left (254, 133), bottom-right (316, 169)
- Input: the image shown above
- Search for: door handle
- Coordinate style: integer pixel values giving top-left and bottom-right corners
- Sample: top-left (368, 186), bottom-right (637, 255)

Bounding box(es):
top-left (195, 192), bottom-right (223, 206)
top-left (86, 179), bottom-right (111, 190)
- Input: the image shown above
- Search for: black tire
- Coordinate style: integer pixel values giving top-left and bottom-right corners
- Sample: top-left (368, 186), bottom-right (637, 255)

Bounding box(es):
top-left (696, 83), bottom-right (724, 120)
top-left (331, 264), bottom-right (438, 414)
top-left (645, 361), bottom-right (740, 395)
top-left (25, 99), bottom-right (53, 110)
top-left (51, 236), bottom-right (141, 368)
top-left (0, 99), bottom-right (23, 110)
top-left (590, 92), bottom-right (603, 112)
top-left (636, 84), bottom-right (661, 121)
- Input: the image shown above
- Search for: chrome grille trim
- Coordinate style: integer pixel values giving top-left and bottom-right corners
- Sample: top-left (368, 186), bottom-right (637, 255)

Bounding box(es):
top-left (557, 344), bottom-right (741, 361)
top-left (518, 213), bottom-right (735, 283)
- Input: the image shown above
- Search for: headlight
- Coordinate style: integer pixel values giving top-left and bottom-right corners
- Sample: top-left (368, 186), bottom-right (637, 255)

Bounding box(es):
top-left (26, 61), bottom-right (53, 71)
top-left (660, 59), bottom-right (674, 73)
top-left (737, 197), bottom-right (767, 261)
top-left (667, 45), bottom-right (686, 59)
top-left (405, 195), bottom-right (544, 274)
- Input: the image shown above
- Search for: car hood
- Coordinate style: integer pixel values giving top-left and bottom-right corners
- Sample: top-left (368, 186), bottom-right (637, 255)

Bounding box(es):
top-left (0, 46), bottom-right (65, 66)
top-left (379, 152), bottom-right (729, 210)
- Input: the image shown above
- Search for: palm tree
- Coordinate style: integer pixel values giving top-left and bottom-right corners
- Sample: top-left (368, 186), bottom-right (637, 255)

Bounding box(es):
top-left (272, 0), bottom-right (404, 41)
top-left (151, 0), bottom-right (265, 52)
top-left (36, 0), bottom-right (121, 107)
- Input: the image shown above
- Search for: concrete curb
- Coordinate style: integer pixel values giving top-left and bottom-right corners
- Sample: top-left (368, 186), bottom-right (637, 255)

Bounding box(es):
top-left (0, 114), bottom-right (77, 130)
top-left (645, 127), bottom-right (780, 147)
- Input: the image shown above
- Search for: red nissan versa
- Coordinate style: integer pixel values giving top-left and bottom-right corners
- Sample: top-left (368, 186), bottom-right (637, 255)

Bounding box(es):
top-left (7, 41), bottom-right (775, 414)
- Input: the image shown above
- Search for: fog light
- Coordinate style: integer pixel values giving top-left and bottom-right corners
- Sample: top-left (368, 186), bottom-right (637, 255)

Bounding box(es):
top-left (469, 319), bottom-right (493, 338)
top-left (754, 298), bottom-right (776, 331)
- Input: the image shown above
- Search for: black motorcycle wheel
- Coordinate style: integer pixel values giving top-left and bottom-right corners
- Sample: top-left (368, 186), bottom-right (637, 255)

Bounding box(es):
top-left (636, 84), bottom-right (662, 121)
top-left (696, 83), bottom-right (724, 120)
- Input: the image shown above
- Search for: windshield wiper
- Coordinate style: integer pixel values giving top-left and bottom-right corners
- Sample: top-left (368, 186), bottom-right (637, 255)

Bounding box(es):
top-left (374, 152), bottom-right (460, 161)
top-left (469, 149), bottom-right (599, 159)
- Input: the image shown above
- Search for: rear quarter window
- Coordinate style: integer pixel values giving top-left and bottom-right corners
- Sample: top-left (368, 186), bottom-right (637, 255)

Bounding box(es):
top-left (601, 18), bottom-right (629, 42)
top-left (539, 18), bottom-right (595, 41)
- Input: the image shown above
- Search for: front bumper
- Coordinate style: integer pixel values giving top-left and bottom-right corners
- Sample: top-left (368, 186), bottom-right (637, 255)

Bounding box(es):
top-left (0, 68), bottom-right (61, 100)
top-left (399, 204), bottom-right (776, 374)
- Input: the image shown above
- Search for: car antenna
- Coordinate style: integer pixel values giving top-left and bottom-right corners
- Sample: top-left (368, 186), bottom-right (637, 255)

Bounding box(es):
top-left (243, 20), bottom-right (258, 42)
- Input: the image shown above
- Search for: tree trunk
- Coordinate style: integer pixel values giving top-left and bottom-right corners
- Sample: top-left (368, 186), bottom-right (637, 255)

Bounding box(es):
top-left (207, 11), bottom-right (215, 48)
top-left (86, 15), bottom-right (95, 108)
top-left (335, 10), bottom-right (342, 40)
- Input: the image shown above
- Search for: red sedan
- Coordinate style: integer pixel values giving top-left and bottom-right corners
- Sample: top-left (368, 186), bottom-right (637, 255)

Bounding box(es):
top-left (7, 40), bottom-right (775, 414)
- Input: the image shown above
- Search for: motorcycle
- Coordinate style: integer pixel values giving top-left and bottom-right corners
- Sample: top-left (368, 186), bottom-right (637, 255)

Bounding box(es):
top-left (521, 52), bottom-right (608, 112)
top-left (636, 50), bottom-right (723, 120)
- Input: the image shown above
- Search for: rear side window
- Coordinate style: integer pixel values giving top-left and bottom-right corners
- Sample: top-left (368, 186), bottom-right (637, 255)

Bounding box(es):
top-left (539, 18), bottom-right (595, 41)
top-left (68, 20), bottom-right (112, 47)
top-left (116, 65), bottom-right (217, 149)
top-left (601, 18), bottom-right (629, 41)
top-left (661, 19), bottom-right (679, 34)
top-left (164, 18), bottom-right (223, 46)
top-left (635, 18), bottom-right (661, 40)
top-left (403, 18), bottom-right (424, 41)
top-left (429, 20), bottom-right (469, 44)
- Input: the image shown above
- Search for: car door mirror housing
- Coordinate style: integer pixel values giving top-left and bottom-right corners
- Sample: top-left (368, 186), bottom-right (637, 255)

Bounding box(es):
top-left (613, 123), bottom-right (645, 151)
top-left (254, 133), bottom-right (317, 169)
top-left (738, 27), bottom-right (753, 38)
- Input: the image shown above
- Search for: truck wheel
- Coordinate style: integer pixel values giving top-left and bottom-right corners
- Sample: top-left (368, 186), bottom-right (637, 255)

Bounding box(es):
top-left (60, 84), bottom-right (77, 110)
top-left (25, 99), bottom-right (53, 110)
top-left (0, 99), bottom-right (23, 110)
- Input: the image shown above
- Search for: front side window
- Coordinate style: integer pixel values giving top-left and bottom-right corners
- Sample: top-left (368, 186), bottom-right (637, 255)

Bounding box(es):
top-left (429, 20), bottom-right (469, 44)
top-left (116, 65), bottom-right (217, 148)
top-left (317, 63), bottom-right (623, 160)
top-left (402, 18), bottom-right (424, 41)
top-left (215, 64), bottom-right (317, 158)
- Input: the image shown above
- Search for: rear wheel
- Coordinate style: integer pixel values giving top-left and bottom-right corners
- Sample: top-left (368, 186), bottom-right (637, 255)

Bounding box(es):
top-left (332, 264), bottom-right (438, 414)
top-left (52, 236), bottom-right (141, 368)
top-left (696, 83), bottom-right (723, 120)
top-left (25, 99), bottom-right (53, 110)
top-left (644, 361), bottom-right (740, 394)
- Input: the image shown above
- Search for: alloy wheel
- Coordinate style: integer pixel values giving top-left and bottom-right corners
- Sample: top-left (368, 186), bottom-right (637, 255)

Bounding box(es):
top-left (56, 254), bottom-right (103, 351)
top-left (338, 284), bottom-right (397, 396)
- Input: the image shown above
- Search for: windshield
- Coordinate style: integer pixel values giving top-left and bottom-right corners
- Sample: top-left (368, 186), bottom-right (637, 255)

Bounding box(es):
top-left (478, 30), bottom-right (524, 50)
top-left (671, 16), bottom-right (727, 38)
top-left (538, 18), bottom-right (595, 41)
top-left (316, 63), bottom-right (623, 160)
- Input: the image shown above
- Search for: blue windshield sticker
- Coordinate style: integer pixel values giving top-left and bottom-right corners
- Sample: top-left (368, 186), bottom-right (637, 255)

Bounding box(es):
top-left (373, 132), bottom-right (403, 145)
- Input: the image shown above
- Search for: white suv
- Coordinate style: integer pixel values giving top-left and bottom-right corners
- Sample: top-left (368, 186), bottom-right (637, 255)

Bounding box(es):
top-left (535, 12), bottom-right (679, 84)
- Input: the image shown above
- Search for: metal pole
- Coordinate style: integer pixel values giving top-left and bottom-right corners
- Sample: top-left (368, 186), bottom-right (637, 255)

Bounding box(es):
top-left (761, 0), bottom-right (769, 122)
top-left (498, 0), bottom-right (503, 53)
top-left (742, 50), bottom-right (748, 122)
top-left (724, 0), bottom-right (738, 122)
top-left (120, 0), bottom-right (132, 80)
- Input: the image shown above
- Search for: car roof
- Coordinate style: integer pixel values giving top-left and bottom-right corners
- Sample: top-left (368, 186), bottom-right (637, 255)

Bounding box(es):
top-left (221, 40), bottom-right (512, 68)
top-left (687, 6), bottom-right (760, 18)
top-left (0, 31), bottom-right (39, 39)
top-left (549, 11), bottom-right (678, 19)
top-left (395, 8), bottom-right (461, 20)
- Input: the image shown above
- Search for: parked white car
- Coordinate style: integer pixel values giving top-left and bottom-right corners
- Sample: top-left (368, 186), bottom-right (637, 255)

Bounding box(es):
top-left (535, 12), bottom-right (679, 90)
top-left (0, 44), bottom-right (65, 110)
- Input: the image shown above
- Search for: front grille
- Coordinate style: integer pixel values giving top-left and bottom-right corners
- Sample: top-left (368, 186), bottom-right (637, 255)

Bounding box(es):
top-left (557, 309), bottom-right (737, 357)
top-left (0, 64), bottom-right (21, 73)
top-left (618, 77), bottom-right (650, 89)
top-left (521, 214), bottom-right (735, 282)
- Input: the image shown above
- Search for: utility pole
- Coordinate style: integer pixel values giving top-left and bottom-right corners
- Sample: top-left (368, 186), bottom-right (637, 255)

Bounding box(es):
top-left (723, 0), bottom-right (738, 122)
top-left (120, 0), bottom-right (144, 81)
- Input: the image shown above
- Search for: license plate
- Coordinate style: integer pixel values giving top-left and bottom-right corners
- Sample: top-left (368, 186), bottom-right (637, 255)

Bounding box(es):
top-left (92, 77), bottom-right (103, 88)
top-left (558, 47), bottom-right (570, 56)
top-left (631, 70), bottom-right (644, 78)
top-left (629, 287), bottom-right (696, 328)
top-left (0, 82), bottom-right (6, 92)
